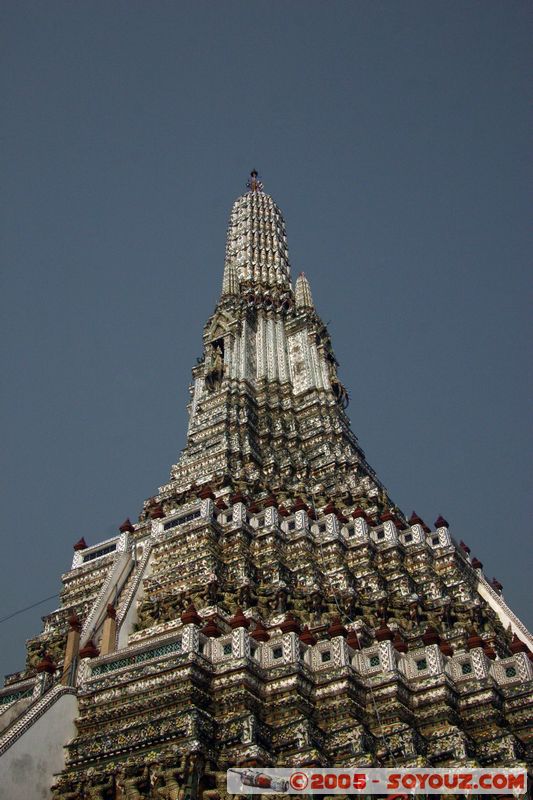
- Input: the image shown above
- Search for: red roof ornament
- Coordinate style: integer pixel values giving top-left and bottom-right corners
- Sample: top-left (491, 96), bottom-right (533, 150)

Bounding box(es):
top-left (483, 641), bottom-right (497, 660)
top-left (119, 518), bottom-right (135, 534)
top-left (352, 508), bottom-right (368, 520)
top-left (393, 632), bottom-right (408, 654)
top-left (250, 620), bottom-right (270, 642)
top-left (73, 537), bottom-right (87, 551)
top-left (292, 497), bottom-right (308, 513)
top-left (202, 618), bottom-right (222, 638)
top-left (36, 653), bottom-right (57, 674)
top-left (149, 504), bottom-right (165, 519)
top-left (422, 625), bottom-right (440, 646)
top-left (466, 629), bottom-right (484, 650)
top-left (215, 498), bottom-right (228, 510)
top-left (198, 485), bottom-right (216, 500)
top-left (327, 617), bottom-right (348, 639)
top-left (380, 511), bottom-right (396, 523)
top-left (279, 612), bottom-right (301, 634)
top-left (68, 613), bottom-right (81, 632)
top-left (346, 629), bottom-right (362, 650)
top-left (79, 640), bottom-right (100, 659)
top-left (434, 515), bottom-right (449, 529)
top-left (323, 502), bottom-right (337, 516)
top-left (229, 607), bottom-right (250, 629)
top-left (375, 622), bottom-right (394, 642)
top-left (299, 625), bottom-right (317, 646)
top-left (491, 577), bottom-right (503, 592)
top-left (230, 492), bottom-right (248, 505)
top-left (459, 540), bottom-right (471, 554)
top-left (509, 634), bottom-right (528, 654)
top-left (106, 604), bottom-right (116, 620)
top-left (181, 603), bottom-right (202, 626)
top-left (439, 639), bottom-right (454, 657)
top-left (408, 511), bottom-right (424, 526)
top-left (278, 505), bottom-right (290, 517)
top-left (471, 557), bottom-right (483, 570)
top-left (247, 502), bottom-right (261, 515)
top-left (262, 495), bottom-right (277, 508)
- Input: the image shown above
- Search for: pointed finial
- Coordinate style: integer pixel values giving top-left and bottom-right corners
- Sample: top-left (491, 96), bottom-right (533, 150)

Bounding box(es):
top-left (246, 169), bottom-right (263, 192)
top-left (295, 271), bottom-right (314, 309)
top-left (222, 258), bottom-right (239, 297)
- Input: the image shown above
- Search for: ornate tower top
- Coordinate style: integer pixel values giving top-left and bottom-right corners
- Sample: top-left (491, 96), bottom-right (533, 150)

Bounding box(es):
top-left (222, 170), bottom-right (291, 294)
top-left (246, 169), bottom-right (263, 192)
top-left (167, 172), bottom-right (370, 504)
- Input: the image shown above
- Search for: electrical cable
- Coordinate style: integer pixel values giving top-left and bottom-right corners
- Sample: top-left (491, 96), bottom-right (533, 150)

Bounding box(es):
top-left (0, 593), bottom-right (59, 625)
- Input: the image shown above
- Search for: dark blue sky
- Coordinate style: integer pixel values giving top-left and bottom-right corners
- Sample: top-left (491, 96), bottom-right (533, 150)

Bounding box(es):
top-left (1, 2), bottom-right (531, 679)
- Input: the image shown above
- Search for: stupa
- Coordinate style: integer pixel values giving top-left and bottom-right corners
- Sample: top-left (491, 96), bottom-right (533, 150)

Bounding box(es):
top-left (1, 172), bottom-right (531, 799)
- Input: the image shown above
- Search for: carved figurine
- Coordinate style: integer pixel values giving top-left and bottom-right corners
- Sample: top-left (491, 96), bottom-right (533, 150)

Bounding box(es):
top-left (151, 756), bottom-right (188, 800)
top-left (206, 577), bottom-right (220, 606)
top-left (212, 344), bottom-right (223, 373)
top-left (327, 357), bottom-right (349, 408)
top-left (84, 772), bottom-right (114, 800)
top-left (274, 587), bottom-right (289, 613)
top-left (241, 713), bottom-right (256, 744)
top-left (202, 771), bottom-right (234, 800)
top-left (344, 593), bottom-right (363, 621)
top-left (236, 582), bottom-right (256, 609)
top-left (52, 778), bottom-right (83, 800)
top-left (377, 598), bottom-right (391, 623)
top-left (116, 764), bottom-right (149, 800)
top-left (205, 343), bottom-right (225, 391)
top-left (306, 589), bottom-right (324, 619)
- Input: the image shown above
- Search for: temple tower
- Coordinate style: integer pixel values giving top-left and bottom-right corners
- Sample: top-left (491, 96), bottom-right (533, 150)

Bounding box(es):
top-left (167, 171), bottom-right (379, 510)
top-left (1, 173), bottom-right (531, 800)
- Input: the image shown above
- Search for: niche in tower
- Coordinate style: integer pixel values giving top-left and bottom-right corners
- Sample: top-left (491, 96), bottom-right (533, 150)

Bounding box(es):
top-left (326, 351), bottom-right (349, 409)
top-left (205, 337), bottom-right (225, 392)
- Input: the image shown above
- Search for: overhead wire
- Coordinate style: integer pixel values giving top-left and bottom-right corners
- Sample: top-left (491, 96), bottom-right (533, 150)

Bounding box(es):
top-left (0, 593), bottom-right (60, 625)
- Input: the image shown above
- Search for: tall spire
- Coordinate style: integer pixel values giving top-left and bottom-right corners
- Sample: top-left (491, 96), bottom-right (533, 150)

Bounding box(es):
top-left (169, 172), bottom-right (373, 497)
top-left (223, 171), bottom-right (291, 293)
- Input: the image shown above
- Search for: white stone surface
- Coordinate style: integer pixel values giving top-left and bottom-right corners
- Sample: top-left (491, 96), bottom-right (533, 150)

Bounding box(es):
top-left (0, 692), bottom-right (77, 800)
top-left (0, 697), bottom-right (32, 735)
